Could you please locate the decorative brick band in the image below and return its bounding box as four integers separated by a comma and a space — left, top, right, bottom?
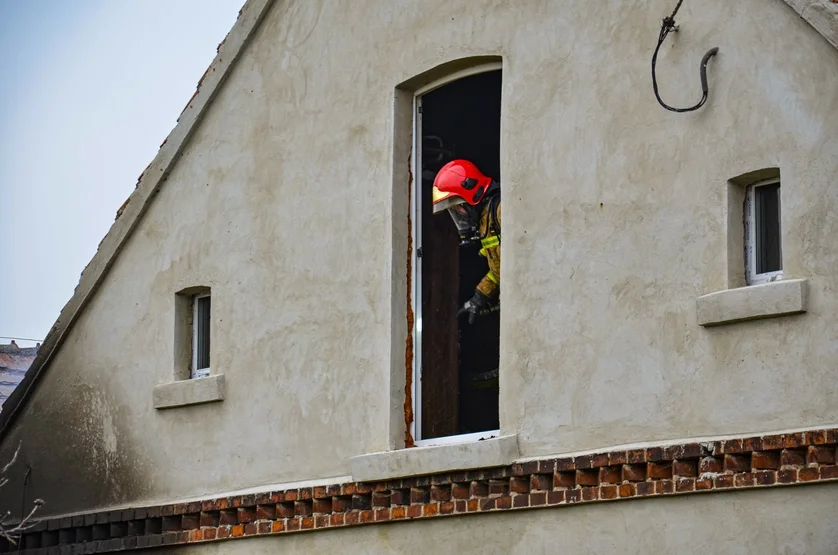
5, 429, 838, 554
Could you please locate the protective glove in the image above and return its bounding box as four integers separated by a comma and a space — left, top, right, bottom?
457, 290, 499, 324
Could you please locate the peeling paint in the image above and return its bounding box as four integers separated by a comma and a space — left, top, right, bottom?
114, 198, 130, 221
404, 153, 415, 448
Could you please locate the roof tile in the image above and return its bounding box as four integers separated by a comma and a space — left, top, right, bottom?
0, 344, 38, 411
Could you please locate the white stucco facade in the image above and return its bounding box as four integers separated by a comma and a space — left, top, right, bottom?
1, 0, 837, 552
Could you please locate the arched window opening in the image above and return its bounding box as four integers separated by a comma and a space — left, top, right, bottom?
412, 63, 502, 445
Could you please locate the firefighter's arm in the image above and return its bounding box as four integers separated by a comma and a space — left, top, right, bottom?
462, 202, 501, 323
475, 271, 499, 299
476, 201, 501, 299
458, 289, 499, 324
466, 264, 499, 324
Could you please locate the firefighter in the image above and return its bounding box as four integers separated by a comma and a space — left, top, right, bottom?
432, 159, 501, 324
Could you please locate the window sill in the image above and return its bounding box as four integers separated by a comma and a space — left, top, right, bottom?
414, 430, 500, 448
349, 434, 519, 482
152, 374, 226, 409
696, 278, 808, 327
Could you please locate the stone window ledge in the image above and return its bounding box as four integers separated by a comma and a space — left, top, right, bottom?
697, 279, 808, 327
153, 374, 226, 409
350, 434, 519, 482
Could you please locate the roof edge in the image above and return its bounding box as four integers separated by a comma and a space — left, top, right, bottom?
782, 0, 838, 50
0, 0, 277, 439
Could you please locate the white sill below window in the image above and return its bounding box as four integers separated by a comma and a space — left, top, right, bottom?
747, 271, 783, 287
414, 429, 500, 448
696, 278, 808, 327
153, 374, 225, 409
350, 433, 519, 482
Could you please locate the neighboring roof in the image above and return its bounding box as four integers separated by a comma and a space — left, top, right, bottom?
0, 0, 836, 441
0, 342, 39, 410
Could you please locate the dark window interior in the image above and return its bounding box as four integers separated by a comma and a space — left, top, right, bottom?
418, 70, 501, 440
755, 182, 781, 274
195, 295, 211, 371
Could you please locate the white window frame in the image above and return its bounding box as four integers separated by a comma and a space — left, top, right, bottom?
192, 292, 211, 379
744, 178, 782, 286
411, 62, 502, 447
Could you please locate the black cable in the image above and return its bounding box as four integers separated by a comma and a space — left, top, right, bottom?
0, 337, 42, 343
669, 0, 685, 20
16, 466, 30, 553
651, 0, 719, 113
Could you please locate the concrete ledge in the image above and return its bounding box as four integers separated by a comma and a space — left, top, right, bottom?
153, 374, 225, 409
697, 279, 808, 327
350, 434, 519, 482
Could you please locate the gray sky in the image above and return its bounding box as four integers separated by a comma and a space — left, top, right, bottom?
0, 0, 243, 347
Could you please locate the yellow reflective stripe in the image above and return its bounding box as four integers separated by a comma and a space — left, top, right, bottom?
480, 235, 500, 249
486, 271, 499, 285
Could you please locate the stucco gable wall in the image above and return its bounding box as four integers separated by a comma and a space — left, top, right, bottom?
501, 0, 838, 455
1, 0, 837, 517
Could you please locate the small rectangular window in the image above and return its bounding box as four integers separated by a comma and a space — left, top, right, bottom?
745, 179, 782, 285
192, 293, 211, 378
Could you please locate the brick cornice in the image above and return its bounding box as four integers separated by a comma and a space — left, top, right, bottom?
5, 428, 838, 553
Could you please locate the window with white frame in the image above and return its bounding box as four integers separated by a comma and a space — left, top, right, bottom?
192, 293, 211, 378
410, 63, 502, 445
744, 178, 782, 285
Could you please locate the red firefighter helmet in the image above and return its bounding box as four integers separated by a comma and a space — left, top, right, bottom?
432, 159, 493, 214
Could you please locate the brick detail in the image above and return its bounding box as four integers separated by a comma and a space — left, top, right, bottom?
20, 428, 838, 554
673, 459, 697, 477
450, 483, 469, 499
312, 499, 332, 514
752, 451, 781, 470
622, 465, 646, 482
430, 485, 451, 502
675, 478, 695, 492
469, 481, 489, 498
781, 449, 806, 467
599, 466, 621, 485
807, 446, 836, 465
509, 477, 530, 494
698, 456, 723, 475
488, 479, 509, 496
820, 465, 838, 479
734, 472, 754, 488
647, 462, 672, 479
530, 474, 552, 491
723, 454, 750, 473
554, 471, 575, 488
575, 470, 599, 487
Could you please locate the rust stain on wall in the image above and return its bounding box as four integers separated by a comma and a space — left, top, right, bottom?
404, 153, 415, 448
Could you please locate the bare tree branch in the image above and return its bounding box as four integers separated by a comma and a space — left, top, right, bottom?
0, 443, 19, 476
0, 443, 43, 546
